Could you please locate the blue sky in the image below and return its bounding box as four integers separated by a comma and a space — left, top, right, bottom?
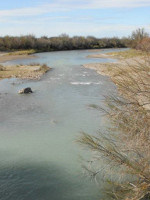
0, 0, 150, 37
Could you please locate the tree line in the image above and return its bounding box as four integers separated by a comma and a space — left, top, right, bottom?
0, 34, 130, 52
0, 28, 149, 52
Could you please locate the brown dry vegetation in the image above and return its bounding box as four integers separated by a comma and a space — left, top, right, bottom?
79, 49, 150, 199
136, 37, 150, 52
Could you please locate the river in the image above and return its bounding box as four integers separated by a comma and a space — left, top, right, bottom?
0, 49, 122, 200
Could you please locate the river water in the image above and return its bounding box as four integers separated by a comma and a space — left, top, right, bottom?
0, 49, 122, 200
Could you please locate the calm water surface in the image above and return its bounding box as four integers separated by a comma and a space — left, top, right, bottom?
0, 49, 123, 200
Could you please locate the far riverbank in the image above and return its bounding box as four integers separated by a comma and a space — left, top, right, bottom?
0, 50, 36, 63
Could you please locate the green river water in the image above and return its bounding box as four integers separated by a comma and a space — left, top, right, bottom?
0, 49, 124, 200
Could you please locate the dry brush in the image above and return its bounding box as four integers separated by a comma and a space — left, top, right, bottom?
78, 53, 150, 200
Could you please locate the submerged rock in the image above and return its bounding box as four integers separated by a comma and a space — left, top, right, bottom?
18, 87, 33, 94
50, 119, 58, 125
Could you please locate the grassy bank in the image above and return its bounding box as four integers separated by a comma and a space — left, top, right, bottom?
0, 50, 36, 63
87, 49, 149, 59
0, 63, 50, 80
81, 49, 150, 199
107, 49, 150, 59
8, 49, 37, 56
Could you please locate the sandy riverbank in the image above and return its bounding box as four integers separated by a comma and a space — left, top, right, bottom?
84, 57, 144, 77
84, 49, 150, 110
87, 53, 111, 58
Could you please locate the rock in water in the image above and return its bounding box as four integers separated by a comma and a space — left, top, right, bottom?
18, 87, 33, 94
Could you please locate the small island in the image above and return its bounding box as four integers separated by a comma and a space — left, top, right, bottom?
0, 63, 50, 80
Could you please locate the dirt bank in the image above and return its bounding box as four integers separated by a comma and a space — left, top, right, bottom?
84, 49, 150, 110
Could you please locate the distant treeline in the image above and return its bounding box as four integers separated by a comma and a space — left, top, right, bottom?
0, 28, 149, 52
0, 34, 131, 52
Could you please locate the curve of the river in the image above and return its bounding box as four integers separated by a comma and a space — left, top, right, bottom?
0, 49, 124, 200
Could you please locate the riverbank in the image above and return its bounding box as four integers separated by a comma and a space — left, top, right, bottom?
84, 49, 146, 79
0, 50, 37, 63
0, 63, 50, 80
87, 49, 149, 59
81, 50, 150, 199
84, 49, 150, 110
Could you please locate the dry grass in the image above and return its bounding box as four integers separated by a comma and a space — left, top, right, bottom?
8, 49, 36, 56
107, 49, 150, 59
88, 49, 150, 60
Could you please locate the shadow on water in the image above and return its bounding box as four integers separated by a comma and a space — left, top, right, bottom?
0, 163, 99, 200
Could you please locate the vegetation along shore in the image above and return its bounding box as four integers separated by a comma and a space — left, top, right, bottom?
79, 31, 150, 200
84, 49, 150, 110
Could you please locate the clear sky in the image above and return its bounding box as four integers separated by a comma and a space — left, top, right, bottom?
0, 0, 150, 37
